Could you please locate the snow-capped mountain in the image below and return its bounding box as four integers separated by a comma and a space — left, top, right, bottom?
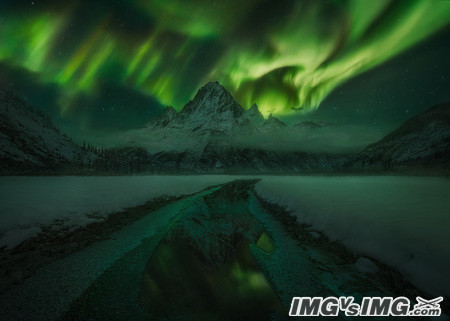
124, 81, 298, 161
262, 114, 288, 132
147, 81, 286, 136
0, 89, 94, 174
107, 82, 351, 174
346, 102, 450, 172
0, 83, 352, 175
246, 103, 264, 125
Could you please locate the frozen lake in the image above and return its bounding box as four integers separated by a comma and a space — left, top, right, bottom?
0, 175, 449, 297
255, 176, 450, 297
0, 175, 238, 248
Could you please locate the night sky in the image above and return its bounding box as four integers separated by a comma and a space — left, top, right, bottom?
0, 0, 449, 147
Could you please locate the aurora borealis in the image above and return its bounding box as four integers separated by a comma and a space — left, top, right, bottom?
0, 0, 449, 144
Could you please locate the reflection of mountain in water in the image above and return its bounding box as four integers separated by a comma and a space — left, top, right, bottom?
139, 180, 286, 320
60, 180, 429, 320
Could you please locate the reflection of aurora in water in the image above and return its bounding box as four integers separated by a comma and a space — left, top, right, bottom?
139, 180, 285, 319
1, 179, 432, 320
0, 0, 449, 116
139, 239, 284, 320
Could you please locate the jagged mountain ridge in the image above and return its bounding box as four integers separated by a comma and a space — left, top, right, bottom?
0, 89, 95, 174
345, 102, 450, 171
132, 81, 338, 156
2, 83, 447, 175
294, 121, 335, 129
110, 82, 351, 173
147, 82, 286, 136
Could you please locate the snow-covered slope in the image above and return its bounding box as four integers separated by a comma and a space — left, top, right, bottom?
145, 81, 287, 138
114, 82, 349, 173
0, 89, 93, 174
255, 176, 450, 297
346, 102, 450, 171
0, 175, 237, 249
245, 103, 264, 126
151, 106, 177, 127
261, 114, 287, 132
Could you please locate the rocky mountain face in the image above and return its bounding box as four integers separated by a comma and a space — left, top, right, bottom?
147, 81, 287, 136
294, 121, 335, 129
99, 82, 350, 174
152, 106, 177, 127
345, 102, 450, 172
3, 81, 447, 175
0, 89, 94, 174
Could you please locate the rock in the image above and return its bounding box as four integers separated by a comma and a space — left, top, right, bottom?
309, 231, 320, 239
11, 271, 24, 282
69, 242, 79, 249
13, 253, 25, 262
355, 257, 379, 274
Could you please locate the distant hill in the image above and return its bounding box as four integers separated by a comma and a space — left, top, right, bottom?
345, 102, 450, 173
0, 89, 94, 174
294, 121, 335, 129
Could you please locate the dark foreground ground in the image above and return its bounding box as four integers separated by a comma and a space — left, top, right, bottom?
0, 180, 446, 320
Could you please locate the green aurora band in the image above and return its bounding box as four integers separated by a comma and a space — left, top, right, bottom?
0, 0, 449, 117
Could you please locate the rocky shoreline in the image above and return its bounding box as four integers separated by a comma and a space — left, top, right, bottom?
1, 179, 448, 318
254, 193, 450, 316
0, 194, 184, 293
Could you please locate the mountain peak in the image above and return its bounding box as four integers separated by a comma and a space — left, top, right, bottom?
245, 103, 264, 124
191, 81, 229, 101
201, 81, 222, 90
163, 105, 177, 116
181, 81, 243, 118
144, 82, 290, 135
266, 113, 287, 127
152, 106, 177, 127
248, 103, 259, 113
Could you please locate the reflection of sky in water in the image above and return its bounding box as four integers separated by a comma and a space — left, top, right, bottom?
139, 203, 284, 320
140, 239, 284, 319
